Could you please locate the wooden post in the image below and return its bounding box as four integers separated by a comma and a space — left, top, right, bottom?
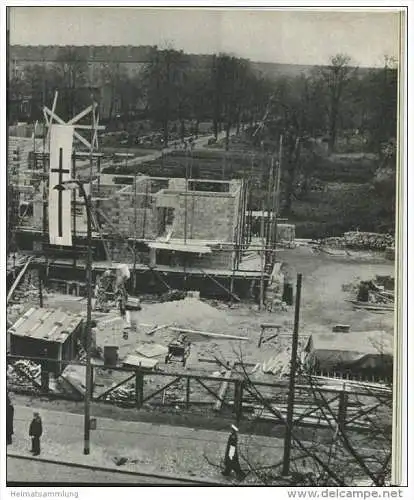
234, 380, 243, 424
258, 325, 265, 347
337, 385, 348, 433
142, 181, 149, 239
272, 135, 283, 258
282, 273, 302, 476
90, 365, 94, 399
72, 154, 77, 270
259, 202, 265, 310
266, 157, 274, 252
184, 151, 189, 244
40, 359, 49, 393
135, 371, 144, 409
132, 170, 138, 291
38, 266, 43, 308
186, 378, 191, 409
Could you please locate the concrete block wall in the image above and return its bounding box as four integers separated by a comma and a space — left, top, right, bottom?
172, 193, 237, 242
98, 191, 158, 239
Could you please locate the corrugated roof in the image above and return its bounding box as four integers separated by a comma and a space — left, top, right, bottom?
8, 308, 83, 343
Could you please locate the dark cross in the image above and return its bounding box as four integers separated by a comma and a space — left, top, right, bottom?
51, 148, 70, 237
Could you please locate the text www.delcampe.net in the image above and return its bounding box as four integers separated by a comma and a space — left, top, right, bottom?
287, 489, 405, 499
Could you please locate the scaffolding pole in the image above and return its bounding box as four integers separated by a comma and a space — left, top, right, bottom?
259, 202, 265, 310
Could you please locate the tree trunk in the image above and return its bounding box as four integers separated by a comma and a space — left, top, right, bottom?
180, 119, 185, 142
328, 115, 337, 155
213, 118, 218, 140
163, 120, 169, 147
225, 121, 231, 151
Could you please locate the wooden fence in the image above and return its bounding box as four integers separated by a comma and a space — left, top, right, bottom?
6, 354, 391, 432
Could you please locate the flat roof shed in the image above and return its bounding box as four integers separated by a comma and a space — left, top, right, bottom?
8, 307, 84, 374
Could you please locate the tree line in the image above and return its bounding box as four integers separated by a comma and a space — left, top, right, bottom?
9, 46, 397, 155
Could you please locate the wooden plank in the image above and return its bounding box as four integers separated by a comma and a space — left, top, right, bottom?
146, 324, 171, 336
7, 257, 34, 304
170, 327, 248, 341
200, 269, 240, 301
261, 323, 282, 329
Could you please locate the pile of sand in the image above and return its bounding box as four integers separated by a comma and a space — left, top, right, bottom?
135, 297, 228, 332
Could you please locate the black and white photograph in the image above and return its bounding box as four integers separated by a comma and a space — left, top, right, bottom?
3, 3, 409, 493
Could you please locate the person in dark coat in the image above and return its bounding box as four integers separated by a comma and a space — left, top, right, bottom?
222, 425, 246, 480
6, 394, 14, 445
29, 412, 42, 456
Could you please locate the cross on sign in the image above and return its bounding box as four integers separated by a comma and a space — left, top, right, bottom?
51, 148, 70, 237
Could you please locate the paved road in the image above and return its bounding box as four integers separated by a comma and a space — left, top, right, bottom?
7, 457, 205, 485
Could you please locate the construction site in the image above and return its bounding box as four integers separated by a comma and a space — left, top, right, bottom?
6, 97, 396, 485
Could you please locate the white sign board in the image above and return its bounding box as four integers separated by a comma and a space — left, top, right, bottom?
48, 124, 74, 246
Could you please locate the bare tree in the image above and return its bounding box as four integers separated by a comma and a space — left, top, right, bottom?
54, 46, 88, 119
204, 348, 392, 486
317, 54, 356, 154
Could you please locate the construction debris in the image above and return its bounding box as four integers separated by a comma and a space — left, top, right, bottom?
321, 232, 394, 252
343, 275, 394, 312
7, 360, 41, 390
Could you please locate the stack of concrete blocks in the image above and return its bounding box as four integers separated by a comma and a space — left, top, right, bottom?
265, 262, 285, 311
8, 136, 43, 186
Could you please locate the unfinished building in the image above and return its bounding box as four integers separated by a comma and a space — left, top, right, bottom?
8, 116, 293, 299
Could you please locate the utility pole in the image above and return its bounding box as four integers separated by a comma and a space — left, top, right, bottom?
53, 179, 93, 455
83, 184, 93, 455
282, 273, 302, 476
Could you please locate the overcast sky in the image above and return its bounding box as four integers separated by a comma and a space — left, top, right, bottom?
9, 7, 402, 67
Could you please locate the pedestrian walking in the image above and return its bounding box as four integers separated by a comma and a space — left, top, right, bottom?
6, 394, 14, 445
222, 425, 246, 480
29, 412, 42, 456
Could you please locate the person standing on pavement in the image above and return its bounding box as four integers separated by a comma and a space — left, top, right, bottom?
222, 425, 246, 480
6, 394, 14, 445
29, 412, 43, 456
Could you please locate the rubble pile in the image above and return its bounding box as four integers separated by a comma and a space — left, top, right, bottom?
104, 382, 135, 403
322, 232, 394, 251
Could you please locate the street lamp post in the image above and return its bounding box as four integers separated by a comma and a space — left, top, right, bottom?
54, 179, 93, 455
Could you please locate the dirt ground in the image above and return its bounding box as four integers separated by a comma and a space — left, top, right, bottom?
8, 246, 394, 405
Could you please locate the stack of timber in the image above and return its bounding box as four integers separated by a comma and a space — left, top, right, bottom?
7, 360, 41, 391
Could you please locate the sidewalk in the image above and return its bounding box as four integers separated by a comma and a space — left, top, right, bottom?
8, 404, 286, 483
